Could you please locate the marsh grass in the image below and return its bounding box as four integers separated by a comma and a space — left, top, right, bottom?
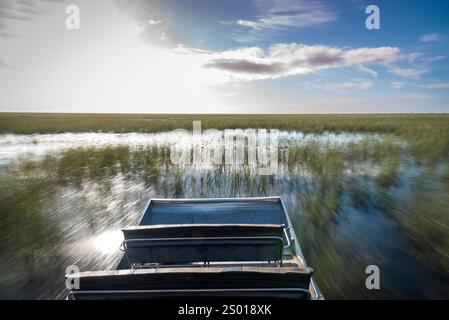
1, 113, 448, 162
349, 183, 372, 209
1, 138, 448, 299
397, 168, 449, 273
0, 172, 66, 298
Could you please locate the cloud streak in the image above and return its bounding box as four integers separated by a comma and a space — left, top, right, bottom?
203, 43, 400, 81
355, 65, 378, 77
304, 80, 373, 92
384, 52, 446, 80
390, 81, 449, 89
420, 82, 449, 89
419, 33, 441, 42
113, 0, 178, 47
387, 66, 429, 79
237, 0, 336, 33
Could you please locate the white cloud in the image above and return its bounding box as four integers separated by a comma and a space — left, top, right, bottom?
236, 0, 336, 33
420, 82, 449, 89
394, 52, 446, 65
305, 80, 373, 92
390, 81, 407, 89
114, 0, 177, 47
387, 66, 428, 79
202, 43, 400, 81
355, 65, 378, 77
402, 52, 425, 63
420, 55, 446, 63
332, 81, 373, 90
419, 33, 441, 42
385, 52, 445, 80
389, 81, 449, 90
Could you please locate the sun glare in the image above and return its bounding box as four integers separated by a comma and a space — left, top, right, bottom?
93, 230, 124, 254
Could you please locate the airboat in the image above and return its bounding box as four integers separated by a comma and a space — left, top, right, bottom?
66, 197, 323, 300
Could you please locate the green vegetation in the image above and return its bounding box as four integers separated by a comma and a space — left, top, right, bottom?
1, 113, 449, 162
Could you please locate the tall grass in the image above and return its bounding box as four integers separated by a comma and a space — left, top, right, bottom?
1, 113, 448, 163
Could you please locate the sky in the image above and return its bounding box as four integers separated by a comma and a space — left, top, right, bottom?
0, 0, 448, 113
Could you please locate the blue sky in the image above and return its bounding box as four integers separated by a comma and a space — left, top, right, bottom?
0, 0, 448, 113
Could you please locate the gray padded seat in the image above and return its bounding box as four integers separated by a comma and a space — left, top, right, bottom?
121, 224, 285, 266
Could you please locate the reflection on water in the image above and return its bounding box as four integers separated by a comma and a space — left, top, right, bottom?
0, 131, 385, 166
93, 230, 124, 254
0, 131, 448, 299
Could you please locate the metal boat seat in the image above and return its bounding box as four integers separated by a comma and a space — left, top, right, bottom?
121, 224, 286, 266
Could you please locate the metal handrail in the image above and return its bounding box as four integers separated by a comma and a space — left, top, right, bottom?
69, 287, 311, 299
123, 235, 283, 243
283, 226, 291, 249
70, 288, 310, 293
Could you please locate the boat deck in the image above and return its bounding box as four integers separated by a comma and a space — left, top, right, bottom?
139, 198, 289, 226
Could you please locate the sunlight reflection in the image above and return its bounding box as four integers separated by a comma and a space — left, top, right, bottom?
93, 230, 124, 254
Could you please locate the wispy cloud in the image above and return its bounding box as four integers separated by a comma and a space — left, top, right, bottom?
236, 0, 336, 35
305, 79, 373, 92
387, 66, 429, 79
385, 52, 446, 79
390, 81, 407, 89
420, 82, 449, 89
355, 64, 378, 77
203, 43, 399, 81
113, 0, 178, 47
419, 33, 441, 42
390, 81, 449, 89
420, 55, 446, 63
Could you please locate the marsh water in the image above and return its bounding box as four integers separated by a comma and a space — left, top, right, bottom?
0, 131, 448, 299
